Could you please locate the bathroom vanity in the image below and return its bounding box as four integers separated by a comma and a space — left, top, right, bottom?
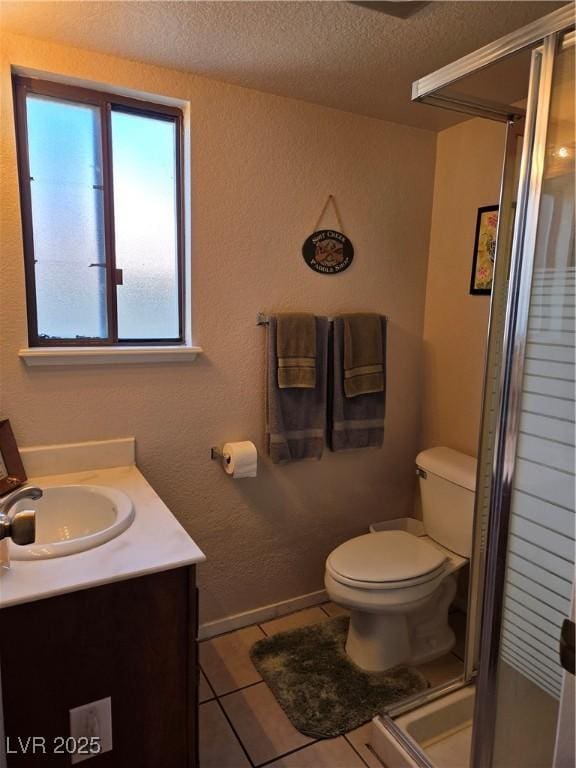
0, 438, 205, 767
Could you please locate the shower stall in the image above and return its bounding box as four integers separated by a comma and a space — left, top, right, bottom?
372, 6, 575, 766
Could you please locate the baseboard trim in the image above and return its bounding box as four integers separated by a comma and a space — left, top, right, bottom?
198, 589, 328, 640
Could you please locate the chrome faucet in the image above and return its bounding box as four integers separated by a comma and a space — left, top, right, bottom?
0, 486, 43, 516
0, 486, 42, 545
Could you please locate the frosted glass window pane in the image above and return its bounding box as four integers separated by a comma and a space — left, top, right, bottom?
26, 94, 107, 339
111, 110, 179, 340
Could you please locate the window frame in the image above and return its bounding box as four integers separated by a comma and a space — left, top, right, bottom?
13, 75, 186, 347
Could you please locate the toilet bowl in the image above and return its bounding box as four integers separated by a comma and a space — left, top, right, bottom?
324, 447, 476, 672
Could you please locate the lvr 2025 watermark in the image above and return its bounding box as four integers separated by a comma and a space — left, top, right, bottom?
6, 735, 101, 756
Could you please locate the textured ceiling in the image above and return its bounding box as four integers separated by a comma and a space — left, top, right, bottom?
0, 0, 567, 131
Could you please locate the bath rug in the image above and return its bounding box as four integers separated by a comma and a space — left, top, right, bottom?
250, 615, 428, 739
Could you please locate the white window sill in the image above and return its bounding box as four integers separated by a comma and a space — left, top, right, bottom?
19, 345, 203, 367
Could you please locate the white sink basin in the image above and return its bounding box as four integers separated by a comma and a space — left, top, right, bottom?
9, 485, 135, 560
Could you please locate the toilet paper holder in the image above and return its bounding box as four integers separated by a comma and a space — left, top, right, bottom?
210, 446, 231, 466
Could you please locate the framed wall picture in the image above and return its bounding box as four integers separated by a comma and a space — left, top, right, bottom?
470, 205, 499, 295
0, 420, 27, 496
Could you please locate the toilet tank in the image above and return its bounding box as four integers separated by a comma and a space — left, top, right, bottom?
416, 447, 477, 558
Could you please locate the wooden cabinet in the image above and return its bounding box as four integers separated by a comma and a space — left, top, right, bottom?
0, 567, 198, 767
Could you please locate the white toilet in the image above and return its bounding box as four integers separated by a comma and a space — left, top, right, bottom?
324, 447, 476, 672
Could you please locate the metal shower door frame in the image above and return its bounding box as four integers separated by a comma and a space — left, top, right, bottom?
469, 32, 558, 767
409, 7, 575, 767
471, 28, 575, 768
411, 2, 575, 688
464, 111, 525, 684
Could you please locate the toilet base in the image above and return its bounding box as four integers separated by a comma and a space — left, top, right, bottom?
346, 610, 410, 672
407, 575, 458, 665
343, 575, 458, 672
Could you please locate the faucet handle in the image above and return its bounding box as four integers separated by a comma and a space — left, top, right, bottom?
1, 510, 36, 545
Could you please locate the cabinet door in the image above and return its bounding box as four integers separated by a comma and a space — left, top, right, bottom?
1, 567, 197, 767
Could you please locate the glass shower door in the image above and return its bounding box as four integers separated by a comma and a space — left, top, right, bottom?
474, 31, 575, 768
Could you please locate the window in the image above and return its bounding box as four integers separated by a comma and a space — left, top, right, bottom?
13, 77, 184, 346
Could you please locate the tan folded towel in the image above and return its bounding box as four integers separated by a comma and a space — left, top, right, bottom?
276, 313, 317, 389
343, 314, 384, 398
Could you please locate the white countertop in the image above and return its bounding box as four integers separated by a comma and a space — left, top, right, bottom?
0, 464, 206, 609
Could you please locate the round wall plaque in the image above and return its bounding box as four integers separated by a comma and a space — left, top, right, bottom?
302, 230, 354, 275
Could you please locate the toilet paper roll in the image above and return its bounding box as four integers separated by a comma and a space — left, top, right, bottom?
223, 441, 258, 478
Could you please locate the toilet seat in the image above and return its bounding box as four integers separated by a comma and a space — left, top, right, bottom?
326, 530, 447, 591
326, 560, 447, 591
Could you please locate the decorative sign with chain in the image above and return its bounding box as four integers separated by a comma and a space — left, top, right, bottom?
302, 195, 354, 275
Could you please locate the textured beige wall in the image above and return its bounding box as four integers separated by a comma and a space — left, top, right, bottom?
0, 32, 436, 623
421, 118, 506, 458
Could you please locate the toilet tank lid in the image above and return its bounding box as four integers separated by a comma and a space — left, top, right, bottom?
416, 447, 477, 491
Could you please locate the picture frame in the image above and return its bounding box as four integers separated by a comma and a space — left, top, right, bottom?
470, 205, 499, 295
0, 420, 27, 497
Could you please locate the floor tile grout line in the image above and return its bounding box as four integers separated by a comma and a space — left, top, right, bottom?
217, 678, 266, 699
199, 633, 268, 702
198, 663, 218, 702
203, 606, 333, 644
201, 612, 345, 697
203, 604, 465, 641
204, 647, 465, 703
212, 695, 258, 768
204, 604, 343, 643
211, 666, 382, 768
199, 621, 267, 643
214, 674, 322, 768
365, 741, 389, 767
208, 683, 387, 768
344, 733, 374, 768
216, 680, 322, 768
254, 730, 377, 768
217, 681, 320, 766
200, 606, 468, 765
253, 737, 319, 768
259, 606, 333, 637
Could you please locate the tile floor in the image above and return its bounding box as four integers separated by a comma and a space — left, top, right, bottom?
199, 603, 466, 768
